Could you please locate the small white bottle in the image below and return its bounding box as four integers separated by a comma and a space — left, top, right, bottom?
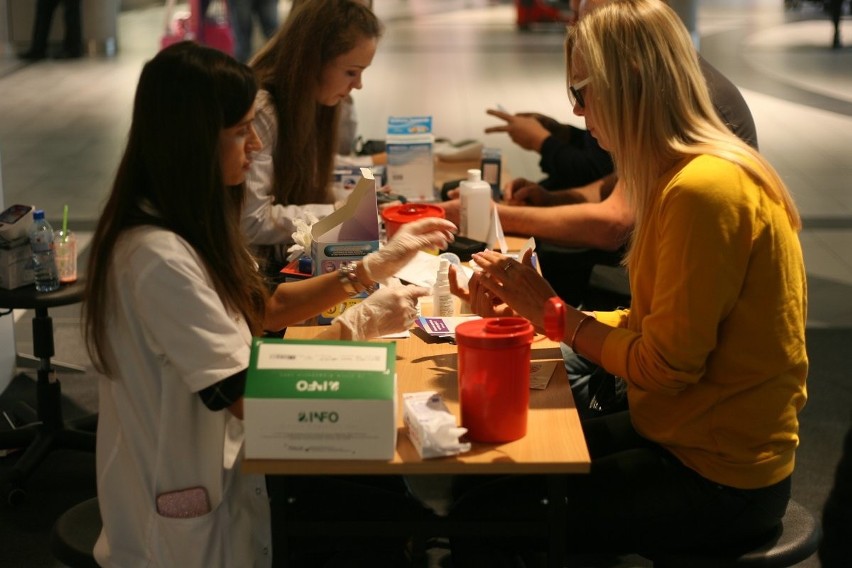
458, 168, 492, 244
433, 258, 455, 317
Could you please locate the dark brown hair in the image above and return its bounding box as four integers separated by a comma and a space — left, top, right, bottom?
84, 42, 268, 375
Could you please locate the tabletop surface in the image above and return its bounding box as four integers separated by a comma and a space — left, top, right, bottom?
0, 277, 86, 310
243, 326, 590, 476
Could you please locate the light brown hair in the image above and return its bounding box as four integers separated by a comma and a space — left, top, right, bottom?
250, 0, 382, 207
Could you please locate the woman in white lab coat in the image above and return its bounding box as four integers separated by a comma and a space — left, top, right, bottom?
244, 0, 383, 272
83, 41, 452, 567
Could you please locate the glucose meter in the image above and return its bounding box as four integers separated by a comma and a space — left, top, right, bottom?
0, 204, 35, 242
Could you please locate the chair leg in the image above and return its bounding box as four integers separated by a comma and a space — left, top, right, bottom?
17, 353, 86, 373
1, 368, 96, 506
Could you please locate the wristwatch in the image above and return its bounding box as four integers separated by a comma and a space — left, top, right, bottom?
543, 297, 566, 342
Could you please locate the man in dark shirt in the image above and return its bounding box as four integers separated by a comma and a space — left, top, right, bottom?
439, 0, 757, 308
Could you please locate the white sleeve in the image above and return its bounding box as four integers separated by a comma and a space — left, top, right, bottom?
127, 233, 251, 393
242, 91, 335, 247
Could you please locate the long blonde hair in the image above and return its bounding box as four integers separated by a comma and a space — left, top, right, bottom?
566, 0, 800, 264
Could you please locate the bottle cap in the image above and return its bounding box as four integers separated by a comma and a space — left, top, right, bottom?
33, 209, 45, 220
435, 258, 450, 286
455, 317, 534, 349
466, 169, 482, 182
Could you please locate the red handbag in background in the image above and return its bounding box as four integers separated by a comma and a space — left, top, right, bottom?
160, 0, 234, 57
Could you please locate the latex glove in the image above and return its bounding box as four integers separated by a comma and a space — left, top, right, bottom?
335, 283, 430, 340
362, 217, 456, 283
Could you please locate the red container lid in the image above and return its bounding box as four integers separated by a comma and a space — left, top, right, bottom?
381, 203, 446, 225
455, 317, 535, 349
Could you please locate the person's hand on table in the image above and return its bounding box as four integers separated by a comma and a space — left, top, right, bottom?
335, 280, 429, 340
459, 249, 557, 331
505, 179, 552, 206
362, 217, 456, 283
485, 109, 551, 153
449, 264, 517, 319
435, 198, 461, 226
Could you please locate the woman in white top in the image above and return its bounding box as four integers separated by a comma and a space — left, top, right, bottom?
243, 0, 382, 271
83, 42, 453, 567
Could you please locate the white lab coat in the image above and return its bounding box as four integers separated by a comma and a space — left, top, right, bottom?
93, 225, 271, 567
242, 89, 335, 262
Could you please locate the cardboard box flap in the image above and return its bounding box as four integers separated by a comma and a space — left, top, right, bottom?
310, 168, 379, 244
247, 339, 396, 401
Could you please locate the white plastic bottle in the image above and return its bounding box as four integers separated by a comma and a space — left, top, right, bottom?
458, 168, 492, 244
433, 258, 455, 317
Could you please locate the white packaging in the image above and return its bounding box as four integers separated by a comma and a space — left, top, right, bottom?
403, 391, 471, 459
245, 339, 397, 460
386, 116, 434, 202
459, 169, 492, 243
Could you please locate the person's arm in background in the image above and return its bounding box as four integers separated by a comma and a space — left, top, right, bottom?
506, 173, 617, 206
497, 182, 632, 250
437, 176, 630, 251
484, 109, 552, 152
484, 109, 614, 190
241, 91, 335, 246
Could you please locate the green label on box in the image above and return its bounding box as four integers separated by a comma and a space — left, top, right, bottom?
246, 338, 395, 400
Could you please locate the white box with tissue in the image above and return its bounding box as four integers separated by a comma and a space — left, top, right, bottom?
403, 391, 471, 459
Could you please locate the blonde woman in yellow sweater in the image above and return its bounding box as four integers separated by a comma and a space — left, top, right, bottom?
449, 0, 807, 560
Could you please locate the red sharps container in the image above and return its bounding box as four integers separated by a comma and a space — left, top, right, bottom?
381, 203, 446, 239
454, 317, 535, 443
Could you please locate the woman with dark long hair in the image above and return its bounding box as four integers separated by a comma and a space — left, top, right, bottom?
84, 41, 451, 567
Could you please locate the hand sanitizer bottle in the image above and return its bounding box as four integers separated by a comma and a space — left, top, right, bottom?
459, 168, 492, 243
433, 258, 454, 317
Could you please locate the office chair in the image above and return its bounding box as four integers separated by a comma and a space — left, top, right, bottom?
641, 499, 822, 568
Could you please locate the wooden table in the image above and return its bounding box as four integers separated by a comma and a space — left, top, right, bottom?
244, 326, 590, 566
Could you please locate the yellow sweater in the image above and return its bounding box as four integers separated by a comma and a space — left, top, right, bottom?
597, 154, 808, 489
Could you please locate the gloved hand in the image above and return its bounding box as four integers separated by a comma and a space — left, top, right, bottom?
335, 282, 430, 340
362, 218, 456, 284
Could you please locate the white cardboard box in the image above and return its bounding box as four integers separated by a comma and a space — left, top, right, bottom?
244, 338, 397, 460
386, 116, 434, 202
310, 168, 381, 324
0, 237, 34, 289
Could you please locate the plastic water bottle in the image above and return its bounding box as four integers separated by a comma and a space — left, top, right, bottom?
28, 209, 60, 292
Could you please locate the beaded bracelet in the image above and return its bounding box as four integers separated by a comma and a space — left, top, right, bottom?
569, 314, 594, 353
337, 261, 365, 296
